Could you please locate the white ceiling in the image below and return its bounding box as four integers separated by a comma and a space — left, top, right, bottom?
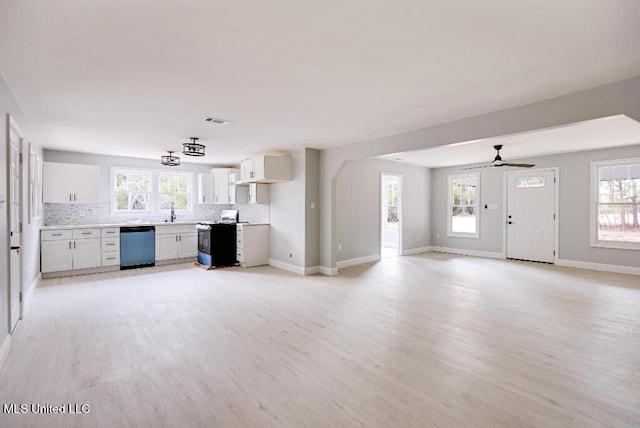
377, 115, 640, 168
1, 1, 640, 165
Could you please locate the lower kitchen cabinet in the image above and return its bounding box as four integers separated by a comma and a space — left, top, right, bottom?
41, 240, 74, 272
155, 225, 197, 261
41, 228, 102, 273
236, 224, 269, 267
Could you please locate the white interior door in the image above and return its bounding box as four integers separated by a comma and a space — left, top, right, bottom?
506, 170, 556, 263
8, 116, 23, 331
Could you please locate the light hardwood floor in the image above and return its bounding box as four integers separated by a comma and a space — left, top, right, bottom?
0, 253, 639, 427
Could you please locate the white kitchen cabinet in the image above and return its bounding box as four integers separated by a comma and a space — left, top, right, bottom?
212, 168, 230, 204
178, 233, 197, 258
41, 228, 101, 273
155, 225, 197, 261
43, 162, 100, 203
236, 224, 269, 267
101, 228, 120, 267
248, 183, 270, 204
240, 154, 292, 183
197, 173, 214, 204
41, 240, 73, 272
73, 238, 102, 269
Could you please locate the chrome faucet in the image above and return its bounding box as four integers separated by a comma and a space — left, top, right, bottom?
170, 202, 176, 222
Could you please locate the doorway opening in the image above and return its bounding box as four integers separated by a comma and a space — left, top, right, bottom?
381, 173, 402, 258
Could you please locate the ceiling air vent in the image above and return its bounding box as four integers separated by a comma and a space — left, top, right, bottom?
205, 117, 234, 126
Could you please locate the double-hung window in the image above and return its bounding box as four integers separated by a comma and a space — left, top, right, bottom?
114, 169, 152, 213
158, 172, 192, 213
591, 158, 640, 249
448, 173, 480, 238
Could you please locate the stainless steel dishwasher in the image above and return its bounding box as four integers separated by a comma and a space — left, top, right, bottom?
120, 225, 155, 269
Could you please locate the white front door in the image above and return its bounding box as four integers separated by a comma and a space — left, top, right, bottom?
506, 170, 556, 263
9, 117, 23, 331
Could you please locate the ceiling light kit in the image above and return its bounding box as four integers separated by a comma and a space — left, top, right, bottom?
183, 137, 205, 157
161, 150, 181, 166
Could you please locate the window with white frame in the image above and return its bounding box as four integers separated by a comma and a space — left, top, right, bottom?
158, 172, 191, 212
113, 168, 152, 213
448, 173, 480, 238
592, 158, 640, 249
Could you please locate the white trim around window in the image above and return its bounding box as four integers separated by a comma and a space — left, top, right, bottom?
111, 167, 194, 217
590, 157, 640, 250
447, 172, 480, 239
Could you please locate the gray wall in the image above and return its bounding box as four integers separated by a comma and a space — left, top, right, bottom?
304, 148, 320, 268
1, 72, 43, 347
431, 144, 640, 267
319, 76, 640, 270
269, 149, 306, 268
335, 159, 430, 262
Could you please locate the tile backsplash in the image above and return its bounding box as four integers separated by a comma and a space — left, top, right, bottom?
44, 203, 269, 225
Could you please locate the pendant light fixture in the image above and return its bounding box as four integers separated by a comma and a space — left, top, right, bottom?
161, 150, 181, 166
183, 137, 205, 157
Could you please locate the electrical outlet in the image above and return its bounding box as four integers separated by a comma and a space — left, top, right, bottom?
338, 244, 342, 251
311, 202, 315, 209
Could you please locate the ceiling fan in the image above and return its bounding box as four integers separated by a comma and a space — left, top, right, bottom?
461, 145, 535, 170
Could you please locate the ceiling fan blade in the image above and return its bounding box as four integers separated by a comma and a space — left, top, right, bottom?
460, 164, 493, 170
502, 163, 535, 168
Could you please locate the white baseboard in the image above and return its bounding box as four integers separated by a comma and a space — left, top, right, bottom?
402, 246, 432, 256
430, 246, 505, 260
268, 259, 306, 275
304, 266, 320, 275
0, 334, 11, 371
556, 259, 640, 276
318, 266, 338, 276
337, 254, 381, 269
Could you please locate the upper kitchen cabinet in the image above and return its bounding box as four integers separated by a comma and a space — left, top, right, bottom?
240, 154, 292, 183
212, 168, 230, 204
197, 173, 214, 204
43, 162, 100, 203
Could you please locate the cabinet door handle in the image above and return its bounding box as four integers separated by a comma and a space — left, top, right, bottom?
74, 241, 77, 249
179, 235, 182, 242
69, 194, 72, 201
69, 241, 71, 249
175, 235, 178, 242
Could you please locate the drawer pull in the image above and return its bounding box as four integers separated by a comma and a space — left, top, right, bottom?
105, 231, 115, 234
106, 243, 116, 246
106, 256, 116, 260
52, 233, 63, 236
81, 232, 92, 235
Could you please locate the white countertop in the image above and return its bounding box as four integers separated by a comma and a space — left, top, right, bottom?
41, 221, 269, 230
